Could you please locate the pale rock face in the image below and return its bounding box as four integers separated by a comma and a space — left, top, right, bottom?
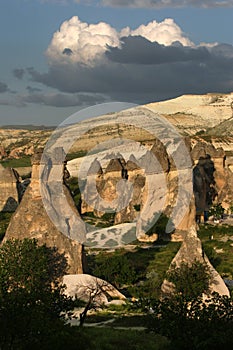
0, 146, 7, 160
0, 129, 51, 160
146, 93, 233, 134
63, 274, 126, 304
161, 225, 230, 297
0, 164, 19, 212
192, 141, 233, 209
1, 94, 233, 292
3, 149, 85, 274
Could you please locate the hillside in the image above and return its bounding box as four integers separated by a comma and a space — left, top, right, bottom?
1, 93, 233, 163
146, 93, 233, 136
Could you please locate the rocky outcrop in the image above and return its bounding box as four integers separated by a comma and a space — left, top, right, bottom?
0, 146, 7, 160
0, 164, 19, 212
161, 193, 229, 297
146, 93, 233, 135
161, 225, 230, 297
78, 138, 193, 242
191, 140, 233, 211
3, 149, 85, 274
0, 128, 51, 160
63, 274, 126, 304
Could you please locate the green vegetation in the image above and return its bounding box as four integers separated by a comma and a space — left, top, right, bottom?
66, 176, 82, 210
1, 213, 233, 348
0, 239, 76, 349
82, 328, 170, 350
66, 150, 87, 161
83, 212, 115, 228
143, 261, 233, 350
198, 224, 233, 279
0, 212, 13, 241
87, 241, 181, 298
146, 213, 174, 238
92, 252, 137, 288
229, 203, 233, 215
166, 260, 211, 300
209, 203, 225, 220
0, 155, 31, 168
137, 242, 181, 298
146, 293, 233, 350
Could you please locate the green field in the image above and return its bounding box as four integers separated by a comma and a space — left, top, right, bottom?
0, 155, 31, 168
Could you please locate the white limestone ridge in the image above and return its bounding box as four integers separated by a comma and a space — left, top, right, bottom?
146, 93, 233, 132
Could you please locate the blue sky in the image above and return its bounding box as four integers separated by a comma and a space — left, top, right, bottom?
0, 0, 233, 125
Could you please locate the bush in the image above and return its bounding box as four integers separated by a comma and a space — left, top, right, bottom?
93, 252, 137, 288
209, 203, 224, 220
0, 239, 75, 349
142, 261, 233, 349
0, 212, 13, 242
146, 294, 233, 350
166, 260, 211, 300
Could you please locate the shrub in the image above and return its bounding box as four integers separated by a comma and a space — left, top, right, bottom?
93, 253, 137, 288
166, 260, 212, 300
0, 239, 75, 349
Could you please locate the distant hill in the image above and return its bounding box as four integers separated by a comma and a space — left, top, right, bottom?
208, 117, 233, 136
146, 92, 233, 136
1, 92, 233, 160
1, 125, 55, 131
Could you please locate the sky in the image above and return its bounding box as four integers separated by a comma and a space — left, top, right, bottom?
0, 0, 233, 126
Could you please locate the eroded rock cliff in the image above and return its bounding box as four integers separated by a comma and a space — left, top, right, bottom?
3, 149, 85, 274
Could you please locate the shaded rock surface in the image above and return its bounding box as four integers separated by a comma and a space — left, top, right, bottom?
0, 164, 19, 212
3, 149, 85, 274
161, 225, 230, 297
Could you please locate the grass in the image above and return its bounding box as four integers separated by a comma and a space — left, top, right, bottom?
83, 328, 170, 350
0, 155, 31, 168
66, 150, 87, 161
82, 212, 115, 228
84, 313, 113, 324
86, 241, 181, 298
109, 315, 148, 327
198, 224, 233, 279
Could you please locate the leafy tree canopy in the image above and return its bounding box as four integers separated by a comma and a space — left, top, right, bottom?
166, 260, 211, 300
0, 238, 75, 349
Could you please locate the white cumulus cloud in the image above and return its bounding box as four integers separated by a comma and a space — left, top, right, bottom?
47, 17, 194, 66
28, 16, 233, 106
46, 16, 121, 66
121, 18, 193, 46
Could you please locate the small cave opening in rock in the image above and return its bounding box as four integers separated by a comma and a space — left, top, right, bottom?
193, 154, 217, 223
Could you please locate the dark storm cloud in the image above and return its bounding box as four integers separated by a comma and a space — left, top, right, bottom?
100, 0, 233, 8
106, 36, 210, 64
22, 92, 107, 107
27, 41, 233, 104
26, 86, 42, 93
0, 91, 107, 108
0, 82, 8, 93
13, 68, 25, 80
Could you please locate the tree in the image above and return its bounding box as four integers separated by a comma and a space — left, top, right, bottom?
93, 253, 136, 289
166, 260, 211, 300
209, 203, 224, 220
145, 293, 233, 350
78, 278, 116, 327
142, 261, 233, 349
0, 239, 75, 349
